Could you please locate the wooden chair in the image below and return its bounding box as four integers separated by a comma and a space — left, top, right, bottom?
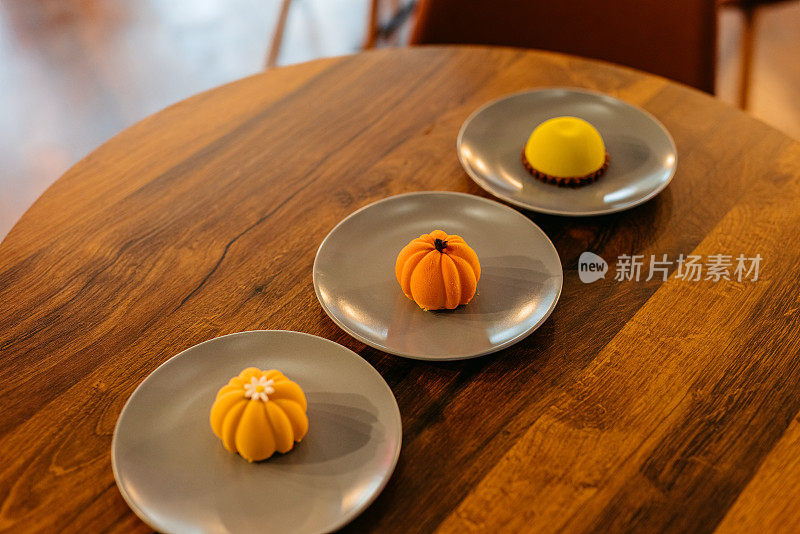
410, 0, 717, 94
266, 0, 416, 68
365, 0, 417, 49
266, 0, 292, 69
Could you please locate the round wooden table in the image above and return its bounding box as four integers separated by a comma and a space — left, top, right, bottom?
2, 46, 800, 533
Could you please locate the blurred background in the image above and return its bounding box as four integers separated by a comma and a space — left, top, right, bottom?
1, 0, 798, 238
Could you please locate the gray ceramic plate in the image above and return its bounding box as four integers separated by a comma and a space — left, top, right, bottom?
112, 330, 402, 534
313, 192, 563, 360
457, 88, 677, 216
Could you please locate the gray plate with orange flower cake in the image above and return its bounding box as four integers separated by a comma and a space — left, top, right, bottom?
313, 192, 563, 360
112, 330, 401, 534
457, 88, 677, 216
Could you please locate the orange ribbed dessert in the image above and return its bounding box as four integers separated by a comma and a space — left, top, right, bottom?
210, 367, 308, 462
395, 230, 481, 310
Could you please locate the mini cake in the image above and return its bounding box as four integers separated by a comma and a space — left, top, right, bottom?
395, 230, 481, 310
210, 367, 308, 462
522, 116, 609, 187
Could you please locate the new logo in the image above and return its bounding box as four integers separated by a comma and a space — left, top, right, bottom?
578, 252, 608, 283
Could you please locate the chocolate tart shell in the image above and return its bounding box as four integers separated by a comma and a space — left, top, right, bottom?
522, 150, 609, 188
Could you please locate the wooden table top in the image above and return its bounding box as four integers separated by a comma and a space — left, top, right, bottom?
2, 46, 800, 533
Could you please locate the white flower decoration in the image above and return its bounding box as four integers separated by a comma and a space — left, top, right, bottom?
244, 376, 275, 402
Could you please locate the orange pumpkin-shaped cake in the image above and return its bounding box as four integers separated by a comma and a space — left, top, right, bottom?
395, 230, 481, 310
210, 367, 308, 462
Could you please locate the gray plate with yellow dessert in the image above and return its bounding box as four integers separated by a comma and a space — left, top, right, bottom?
313, 192, 563, 360
457, 88, 677, 216
112, 330, 402, 534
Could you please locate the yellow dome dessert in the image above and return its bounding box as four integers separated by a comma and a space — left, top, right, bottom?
210, 367, 308, 462
522, 116, 609, 187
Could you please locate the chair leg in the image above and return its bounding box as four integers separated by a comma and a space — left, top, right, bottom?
738, 4, 757, 110
266, 0, 292, 69
364, 0, 380, 49
389, 0, 401, 45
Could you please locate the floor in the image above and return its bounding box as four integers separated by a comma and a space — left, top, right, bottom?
716, 2, 800, 136
0, 0, 798, 240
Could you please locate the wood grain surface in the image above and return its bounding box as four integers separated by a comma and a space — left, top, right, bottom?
1, 46, 799, 533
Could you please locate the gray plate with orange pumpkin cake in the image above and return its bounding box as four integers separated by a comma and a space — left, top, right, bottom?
112, 330, 401, 534
313, 192, 563, 360
457, 88, 678, 216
